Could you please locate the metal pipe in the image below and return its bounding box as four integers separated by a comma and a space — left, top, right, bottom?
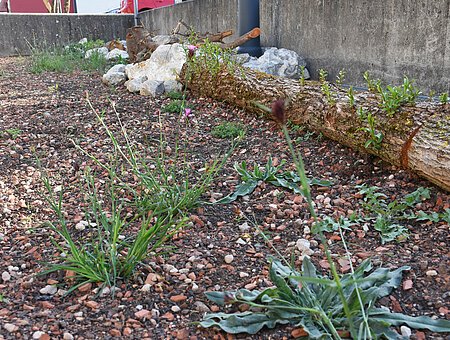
237, 0, 262, 57
133, 0, 139, 25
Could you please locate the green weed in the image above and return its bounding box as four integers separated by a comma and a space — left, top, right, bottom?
211, 122, 246, 139
319, 69, 336, 105
377, 76, 420, 117
357, 110, 383, 150
439, 92, 449, 104
1, 128, 22, 139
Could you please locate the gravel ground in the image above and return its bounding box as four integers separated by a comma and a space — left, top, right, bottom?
0, 57, 449, 339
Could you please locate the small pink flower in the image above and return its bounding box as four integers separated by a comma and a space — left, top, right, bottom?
184, 108, 192, 118
187, 45, 198, 58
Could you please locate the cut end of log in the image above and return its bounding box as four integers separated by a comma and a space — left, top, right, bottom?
248, 28, 261, 39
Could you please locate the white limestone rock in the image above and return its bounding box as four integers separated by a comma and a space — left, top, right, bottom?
163, 79, 183, 93
102, 64, 127, 86
140, 80, 165, 97
85, 47, 108, 59
125, 43, 187, 82
125, 76, 148, 93
242, 47, 310, 79
106, 48, 129, 61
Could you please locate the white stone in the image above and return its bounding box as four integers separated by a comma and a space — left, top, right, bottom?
107, 64, 126, 74
63, 333, 74, 340
4, 323, 18, 333
78, 38, 88, 45
426, 270, 438, 276
125, 43, 187, 83
125, 76, 148, 93
400, 326, 412, 337
163, 79, 183, 93
152, 35, 179, 45
239, 272, 249, 278
102, 72, 127, 86
141, 284, 152, 292
33, 331, 45, 339
171, 305, 181, 312
40, 284, 58, 295
224, 255, 234, 264
2, 271, 11, 282
242, 47, 310, 79
238, 222, 250, 233
106, 48, 129, 61
75, 220, 88, 231
85, 47, 108, 59
296, 238, 314, 256
140, 80, 165, 97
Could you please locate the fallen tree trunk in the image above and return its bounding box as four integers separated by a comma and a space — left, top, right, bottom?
180, 66, 450, 192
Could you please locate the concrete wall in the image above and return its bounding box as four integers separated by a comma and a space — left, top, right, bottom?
0, 13, 133, 56
140, 0, 238, 42
1, 1, 448, 92
260, 0, 450, 93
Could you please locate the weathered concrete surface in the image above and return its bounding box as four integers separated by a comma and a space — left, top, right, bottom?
0, 14, 133, 56
139, 0, 238, 42
260, 0, 450, 93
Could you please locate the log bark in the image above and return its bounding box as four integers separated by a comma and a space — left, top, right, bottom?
180, 66, 450, 192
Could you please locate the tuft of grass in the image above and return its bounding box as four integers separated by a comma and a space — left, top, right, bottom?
162, 99, 191, 113
166, 91, 184, 100
30, 39, 111, 74
211, 122, 246, 139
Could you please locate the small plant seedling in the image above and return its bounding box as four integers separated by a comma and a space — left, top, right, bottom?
299, 65, 306, 86
358, 111, 383, 150
439, 92, 449, 104
1, 128, 22, 139
428, 89, 436, 101
318, 69, 336, 105
347, 86, 355, 107
48, 83, 59, 93
335, 69, 346, 86
377, 76, 420, 117
211, 122, 246, 139
363, 71, 381, 92
318, 68, 328, 83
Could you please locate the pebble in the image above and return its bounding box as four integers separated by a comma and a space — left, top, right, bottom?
296, 239, 314, 255
4, 323, 18, 332
236, 238, 247, 245
238, 222, 250, 232
32, 331, 45, 339
75, 221, 88, 231
2, 271, 11, 282
303, 226, 311, 235
400, 325, 412, 337
141, 284, 152, 292
194, 301, 211, 313
40, 285, 58, 295
171, 305, 181, 312
239, 272, 249, 278
63, 333, 74, 340
224, 255, 234, 264
191, 282, 199, 291
426, 270, 438, 276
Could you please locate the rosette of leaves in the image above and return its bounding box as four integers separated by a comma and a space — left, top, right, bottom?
215, 157, 331, 204
200, 257, 450, 338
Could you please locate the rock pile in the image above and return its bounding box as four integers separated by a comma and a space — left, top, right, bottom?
92, 36, 310, 97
